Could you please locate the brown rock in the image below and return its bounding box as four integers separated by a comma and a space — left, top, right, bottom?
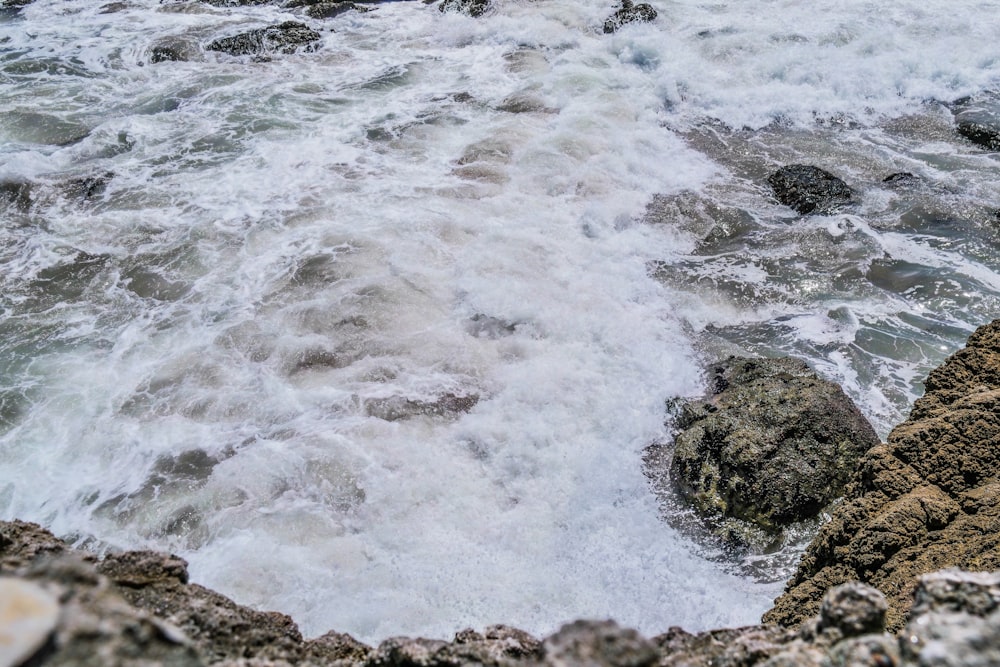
766, 319, 1000, 632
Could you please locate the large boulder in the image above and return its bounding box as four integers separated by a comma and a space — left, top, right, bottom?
766, 319, 1000, 632
656, 357, 879, 538
767, 164, 854, 214
206, 21, 322, 57
603, 0, 657, 33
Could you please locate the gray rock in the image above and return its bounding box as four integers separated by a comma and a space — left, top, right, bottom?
818, 583, 888, 637
661, 357, 879, 535
767, 165, 854, 214
206, 21, 322, 57
603, 0, 657, 33
542, 620, 658, 667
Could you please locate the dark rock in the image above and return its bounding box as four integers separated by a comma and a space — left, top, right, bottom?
659, 356, 879, 534
206, 21, 322, 57
767, 164, 854, 214
438, 0, 490, 18
882, 171, 918, 186
0, 0, 34, 11
305, 1, 372, 19
953, 95, 1000, 150
957, 119, 1000, 150
603, 0, 657, 34
766, 319, 1000, 632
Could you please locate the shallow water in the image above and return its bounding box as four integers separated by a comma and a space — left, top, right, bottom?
1, 0, 999, 643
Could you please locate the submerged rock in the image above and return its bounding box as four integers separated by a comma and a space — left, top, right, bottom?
953, 94, 1000, 150
438, 0, 490, 18
658, 356, 879, 536
0, 0, 34, 11
206, 21, 322, 57
767, 319, 1000, 632
603, 0, 657, 33
767, 164, 854, 214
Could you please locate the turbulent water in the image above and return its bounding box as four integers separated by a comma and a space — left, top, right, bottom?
2, 0, 1000, 643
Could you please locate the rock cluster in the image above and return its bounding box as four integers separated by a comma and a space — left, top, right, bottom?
647, 356, 879, 542
766, 318, 1000, 632
4, 517, 1000, 666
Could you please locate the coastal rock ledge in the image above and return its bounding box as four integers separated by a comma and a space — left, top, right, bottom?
1, 519, 999, 666
765, 318, 1000, 633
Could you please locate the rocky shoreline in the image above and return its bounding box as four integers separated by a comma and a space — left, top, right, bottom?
4, 320, 1000, 665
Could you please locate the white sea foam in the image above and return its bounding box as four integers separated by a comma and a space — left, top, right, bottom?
2, 0, 1000, 643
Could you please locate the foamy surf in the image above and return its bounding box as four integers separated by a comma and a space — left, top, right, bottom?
1, 0, 999, 643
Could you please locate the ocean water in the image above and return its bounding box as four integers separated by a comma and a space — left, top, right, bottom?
1, 0, 999, 642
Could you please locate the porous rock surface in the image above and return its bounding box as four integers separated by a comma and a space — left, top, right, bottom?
4, 519, 1000, 665
767, 164, 854, 214
651, 356, 879, 536
766, 318, 1000, 632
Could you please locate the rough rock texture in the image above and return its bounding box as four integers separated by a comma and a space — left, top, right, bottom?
438, 0, 490, 18
206, 22, 322, 57
603, 0, 657, 33
304, 2, 372, 19
767, 164, 854, 214
654, 356, 879, 535
766, 319, 1000, 632
2, 520, 1000, 665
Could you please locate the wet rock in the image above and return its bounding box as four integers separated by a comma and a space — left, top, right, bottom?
767, 164, 854, 214
542, 620, 658, 667
364, 392, 479, 421
304, 1, 372, 19
953, 94, 1000, 151
0, 0, 33, 11
438, 0, 490, 18
658, 356, 879, 535
206, 21, 322, 57
0, 578, 60, 667
956, 120, 1000, 150
882, 171, 918, 187
150, 37, 201, 63
767, 319, 1000, 632
603, 0, 657, 34
0, 179, 33, 211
